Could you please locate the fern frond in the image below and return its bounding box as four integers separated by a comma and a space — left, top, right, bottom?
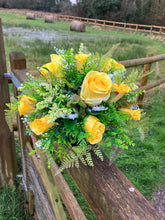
85, 152, 94, 167
5, 102, 18, 131
103, 43, 120, 59
58, 149, 79, 173
79, 155, 87, 166
94, 147, 104, 161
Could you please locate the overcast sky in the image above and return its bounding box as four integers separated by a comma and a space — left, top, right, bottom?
70, 0, 77, 4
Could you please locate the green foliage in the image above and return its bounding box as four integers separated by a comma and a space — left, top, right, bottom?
0, 182, 31, 219
5, 100, 19, 131
59, 145, 103, 172
81, 0, 120, 19
6, 44, 145, 172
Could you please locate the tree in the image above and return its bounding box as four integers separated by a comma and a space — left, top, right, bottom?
80, 0, 120, 19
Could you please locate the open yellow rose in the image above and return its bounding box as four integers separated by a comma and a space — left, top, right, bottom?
120, 108, 141, 120
29, 115, 55, 135
102, 59, 125, 72
18, 95, 37, 116
75, 54, 90, 73
50, 54, 62, 63
85, 115, 105, 145
40, 62, 63, 78
80, 71, 112, 106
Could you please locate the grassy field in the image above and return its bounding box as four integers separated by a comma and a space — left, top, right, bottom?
0, 11, 165, 219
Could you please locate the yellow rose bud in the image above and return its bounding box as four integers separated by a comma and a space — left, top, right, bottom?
103, 59, 125, 72
85, 115, 105, 145
120, 108, 141, 120
40, 62, 63, 78
29, 115, 55, 135
75, 54, 90, 73
18, 95, 37, 116
50, 54, 62, 63
80, 71, 112, 106
112, 83, 131, 94
111, 83, 131, 102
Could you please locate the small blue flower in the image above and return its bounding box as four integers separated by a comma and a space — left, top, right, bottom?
68, 114, 79, 120
130, 105, 139, 110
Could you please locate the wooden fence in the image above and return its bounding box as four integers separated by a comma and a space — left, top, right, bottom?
1, 8, 165, 35
1, 18, 165, 219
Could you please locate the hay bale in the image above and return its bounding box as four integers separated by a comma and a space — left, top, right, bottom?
44, 16, 54, 23
26, 13, 35, 20
70, 20, 85, 32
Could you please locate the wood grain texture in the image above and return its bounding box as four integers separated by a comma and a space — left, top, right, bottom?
137, 53, 153, 102
120, 54, 165, 68
69, 152, 164, 220
0, 19, 17, 187
26, 142, 67, 220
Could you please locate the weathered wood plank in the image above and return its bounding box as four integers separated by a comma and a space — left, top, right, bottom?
0, 18, 17, 187
31, 134, 87, 220
50, 158, 87, 220
69, 152, 164, 220
135, 76, 165, 92
26, 141, 67, 220
28, 190, 34, 215
137, 53, 153, 102
120, 54, 165, 68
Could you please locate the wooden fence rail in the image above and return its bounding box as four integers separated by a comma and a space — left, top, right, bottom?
1, 19, 165, 219
1, 8, 165, 35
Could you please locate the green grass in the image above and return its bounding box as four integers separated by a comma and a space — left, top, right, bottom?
1, 12, 165, 72
0, 138, 32, 220
0, 182, 32, 220
115, 90, 165, 199
0, 11, 165, 219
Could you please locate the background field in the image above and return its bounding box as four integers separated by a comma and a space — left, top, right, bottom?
0, 12, 165, 219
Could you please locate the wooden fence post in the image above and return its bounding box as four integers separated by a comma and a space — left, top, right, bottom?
124, 23, 126, 31
159, 27, 162, 36
0, 18, 17, 187
137, 53, 153, 102
150, 26, 153, 35
9, 51, 29, 191
135, 24, 138, 34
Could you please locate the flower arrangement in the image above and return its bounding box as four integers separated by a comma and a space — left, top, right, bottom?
6, 44, 145, 171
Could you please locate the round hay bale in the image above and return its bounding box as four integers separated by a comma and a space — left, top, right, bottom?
70, 20, 85, 32
26, 13, 35, 20
44, 16, 54, 23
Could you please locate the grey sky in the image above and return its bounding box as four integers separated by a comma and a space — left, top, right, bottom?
70, 0, 77, 4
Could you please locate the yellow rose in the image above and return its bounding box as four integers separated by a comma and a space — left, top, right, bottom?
75, 54, 90, 73
29, 115, 55, 135
112, 83, 131, 94
85, 115, 105, 145
18, 95, 37, 116
40, 62, 63, 78
103, 59, 125, 72
50, 54, 63, 63
120, 108, 141, 120
80, 71, 112, 106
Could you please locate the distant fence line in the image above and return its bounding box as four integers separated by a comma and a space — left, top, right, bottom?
1, 8, 165, 35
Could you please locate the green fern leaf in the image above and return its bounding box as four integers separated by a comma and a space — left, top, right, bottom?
79, 156, 87, 166
94, 147, 104, 161
5, 102, 18, 132
85, 152, 94, 167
